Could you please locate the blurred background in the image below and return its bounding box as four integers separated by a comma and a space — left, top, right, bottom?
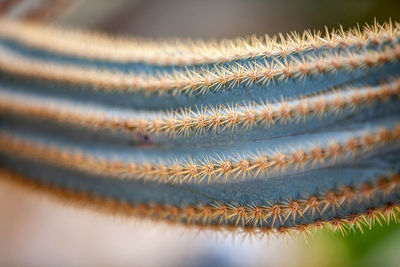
0, 0, 400, 266
1, 0, 400, 37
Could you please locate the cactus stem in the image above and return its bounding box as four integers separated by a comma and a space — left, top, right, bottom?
0, 17, 399, 242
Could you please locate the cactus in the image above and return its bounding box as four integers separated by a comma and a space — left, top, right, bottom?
0, 18, 399, 242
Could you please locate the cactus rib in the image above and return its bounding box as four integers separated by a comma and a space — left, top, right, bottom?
1, 79, 399, 136
0, 167, 398, 241
0, 19, 399, 66
0, 123, 398, 184
0, 43, 399, 95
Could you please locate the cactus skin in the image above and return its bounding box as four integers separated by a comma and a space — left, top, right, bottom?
0, 19, 399, 241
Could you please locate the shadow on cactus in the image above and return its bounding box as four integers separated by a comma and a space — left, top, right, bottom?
0, 18, 399, 242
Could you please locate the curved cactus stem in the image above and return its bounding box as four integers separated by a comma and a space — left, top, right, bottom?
0, 18, 399, 241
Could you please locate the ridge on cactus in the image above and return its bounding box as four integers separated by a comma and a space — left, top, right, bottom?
0, 17, 399, 243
